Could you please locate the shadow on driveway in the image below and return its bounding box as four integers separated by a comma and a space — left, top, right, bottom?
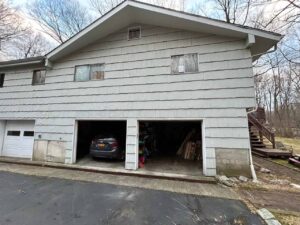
0, 171, 264, 225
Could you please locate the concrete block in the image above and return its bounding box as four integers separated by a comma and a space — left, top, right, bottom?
46, 141, 65, 163
257, 208, 275, 220
265, 220, 282, 225
257, 208, 281, 225
33, 140, 48, 161
215, 148, 251, 177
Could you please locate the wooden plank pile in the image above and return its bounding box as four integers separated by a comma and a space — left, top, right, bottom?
177, 130, 202, 160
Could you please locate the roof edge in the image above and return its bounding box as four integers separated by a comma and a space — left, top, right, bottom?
46, 0, 282, 61
0, 56, 45, 69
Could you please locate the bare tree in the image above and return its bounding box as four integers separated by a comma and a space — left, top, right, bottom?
189, 0, 253, 25
89, 0, 123, 16
89, 0, 183, 16
8, 31, 52, 59
28, 0, 92, 43
0, 0, 25, 48
287, 0, 300, 9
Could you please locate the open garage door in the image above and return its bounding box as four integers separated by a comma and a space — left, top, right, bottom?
75, 120, 126, 168
1, 120, 35, 158
138, 121, 203, 176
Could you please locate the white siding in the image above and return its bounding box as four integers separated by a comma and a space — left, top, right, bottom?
0, 24, 255, 174
126, 119, 139, 170
0, 121, 5, 154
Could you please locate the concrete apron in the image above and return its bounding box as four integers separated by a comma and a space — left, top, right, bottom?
0, 157, 216, 184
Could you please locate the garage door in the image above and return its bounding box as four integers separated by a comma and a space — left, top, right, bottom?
2, 121, 35, 158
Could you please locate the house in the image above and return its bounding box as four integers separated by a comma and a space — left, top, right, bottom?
0, 0, 281, 177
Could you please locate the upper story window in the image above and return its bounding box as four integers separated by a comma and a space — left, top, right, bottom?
128, 26, 141, 40
32, 70, 46, 85
0, 73, 5, 88
75, 64, 105, 82
171, 53, 199, 74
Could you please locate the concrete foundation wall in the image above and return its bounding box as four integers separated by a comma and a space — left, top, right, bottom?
215, 148, 251, 177
33, 140, 65, 163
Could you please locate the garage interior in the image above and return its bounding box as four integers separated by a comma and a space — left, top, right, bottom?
75, 120, 126, 169
138, 121, 203, 176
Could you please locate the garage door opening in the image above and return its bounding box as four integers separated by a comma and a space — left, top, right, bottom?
138, 121, 203, 176
75, 120, 126, 168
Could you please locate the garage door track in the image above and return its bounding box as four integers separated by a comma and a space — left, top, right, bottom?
0, 171, 264, 225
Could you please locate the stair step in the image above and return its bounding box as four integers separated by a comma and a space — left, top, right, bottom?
252, 144, 266, 148
251, 142, 266, 145
251, 138, 260, 141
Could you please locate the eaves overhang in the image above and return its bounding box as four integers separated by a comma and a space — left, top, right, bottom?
45, 0, 282, 63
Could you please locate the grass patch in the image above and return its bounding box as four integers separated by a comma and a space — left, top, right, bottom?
272, 212, 300, 225
276, 137, 300, 155
272, 159, 298, 170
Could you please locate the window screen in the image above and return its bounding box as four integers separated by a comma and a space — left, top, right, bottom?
7, 131, 20, 136
32, 70, 46, 85
171, 53, 198, 74
24, 131, 34, 137
0, 73, 4, 87
75, 64, 105, 81
128, 27, 141, 40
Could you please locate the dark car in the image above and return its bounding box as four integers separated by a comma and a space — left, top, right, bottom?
89, 135, 125, 160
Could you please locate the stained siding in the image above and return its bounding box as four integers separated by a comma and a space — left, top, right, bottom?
0, 24, 255, 175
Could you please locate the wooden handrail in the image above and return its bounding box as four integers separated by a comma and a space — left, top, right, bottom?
248, 112, 275, 148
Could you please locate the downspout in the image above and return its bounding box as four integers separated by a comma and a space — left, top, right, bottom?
248, 44, 277, 182
247, 108, 258, 182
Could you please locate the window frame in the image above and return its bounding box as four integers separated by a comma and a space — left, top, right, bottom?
74, 63, 105, 82
0, 73, 5, 88
32, 69, 46, 86
128, 26, 142, 40
24, 131, 35, 137
171, 53, 199, 74
7, 130, 21, 136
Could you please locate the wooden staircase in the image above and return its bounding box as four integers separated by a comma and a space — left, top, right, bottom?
249, 127, 267, 149
248, 109, 291, 158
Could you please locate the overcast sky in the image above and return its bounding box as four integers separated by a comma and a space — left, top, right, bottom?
12, 0, 197, 9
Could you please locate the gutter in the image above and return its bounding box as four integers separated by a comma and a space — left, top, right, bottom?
0, 58, 45, 70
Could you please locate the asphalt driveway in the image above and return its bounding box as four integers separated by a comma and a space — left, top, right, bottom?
0, 171, 264, 225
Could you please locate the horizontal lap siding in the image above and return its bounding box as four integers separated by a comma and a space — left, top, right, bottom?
0, 24, 254, 167
0, 108, 248, 119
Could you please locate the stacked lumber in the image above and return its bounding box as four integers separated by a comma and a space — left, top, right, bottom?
177, 130, 202, 160
183, 142, 196, 160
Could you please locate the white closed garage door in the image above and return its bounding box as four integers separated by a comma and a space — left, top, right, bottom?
2, 121, 35, 158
